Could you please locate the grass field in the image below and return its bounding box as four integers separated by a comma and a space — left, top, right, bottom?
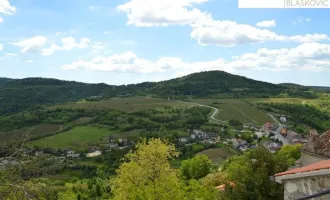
196, 148, 237, 164
51, 96, 187, 112
245, 98, 313, 104
29, 126, 111, 151
0, 124, 62, 142
190, 99, 272, 124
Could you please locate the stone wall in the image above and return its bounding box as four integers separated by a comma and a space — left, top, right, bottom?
300, 151, 327, 167
283, 175, 330, 200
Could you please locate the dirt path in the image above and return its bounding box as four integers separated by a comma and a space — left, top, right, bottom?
180, 101, 228, 125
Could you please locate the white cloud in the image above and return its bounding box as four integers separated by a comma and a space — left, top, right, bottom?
62, 43, 330, 75
5, 53, 17, 57
117, 0, 209, 27
118, 0, 327, 47
190, 19, 328, 47
92, 42, 106, 53
0, 44, 3, 51
11, 36, 90, 56
256, 20, 276, 28
293, 17, 311, 24
24, 60, 34, 63
0, 17, 3, 23
11, 36, 48, 53
41, 37, 90, 56
0, 0, 16, 15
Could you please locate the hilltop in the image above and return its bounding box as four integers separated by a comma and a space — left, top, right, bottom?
0, 71, 320, 115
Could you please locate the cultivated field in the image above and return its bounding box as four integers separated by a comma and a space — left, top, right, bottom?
29, 126, 112, 151
50, 96, 187, 112
0, 124, 62, 142
196, 148, 237, 164
190, 99, 272, 124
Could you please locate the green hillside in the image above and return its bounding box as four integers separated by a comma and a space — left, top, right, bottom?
0, 71, 321, 115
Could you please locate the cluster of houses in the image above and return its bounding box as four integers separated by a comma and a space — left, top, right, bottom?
107, 137, 134, 150
178, 129, 220, 144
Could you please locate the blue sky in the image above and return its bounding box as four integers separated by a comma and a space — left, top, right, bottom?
0, 0, 330, 86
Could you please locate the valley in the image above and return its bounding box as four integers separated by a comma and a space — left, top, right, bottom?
1, 71, 330, 199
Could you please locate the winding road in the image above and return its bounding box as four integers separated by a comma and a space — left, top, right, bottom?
181, 101, 228, 124
267, 113, 289, 144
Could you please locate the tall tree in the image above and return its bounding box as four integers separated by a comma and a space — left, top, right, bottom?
111, 138, 183, 200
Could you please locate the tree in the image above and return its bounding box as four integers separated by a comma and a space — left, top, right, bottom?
229, 120, 243, 130
180, 155, 213, 180
275, 144, 302, 167
111, 138, 183, 200
220, 147, 287, 200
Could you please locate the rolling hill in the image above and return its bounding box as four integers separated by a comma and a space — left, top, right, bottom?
0, 71, 322, 115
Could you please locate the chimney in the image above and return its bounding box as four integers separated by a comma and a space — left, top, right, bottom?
308, 130, 320, 152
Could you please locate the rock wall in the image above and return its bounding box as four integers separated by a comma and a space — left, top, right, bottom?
283, 175, 330, 200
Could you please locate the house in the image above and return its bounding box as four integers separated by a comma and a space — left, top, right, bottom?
35, 151, 43, 157
300, 130, 330, 167
179, 137, 188, 143
275, 160, 330, 200
263, 122, 274, 132
280, 116, 287, 123
280, 127, 288, 136
66, 150, 80, 158
108, 142, 119, 149
86, 150, 102, 158
286, 130, 302, 144
263, 141, 281, 153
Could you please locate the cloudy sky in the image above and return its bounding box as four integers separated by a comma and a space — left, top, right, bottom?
0, 0, 330, 86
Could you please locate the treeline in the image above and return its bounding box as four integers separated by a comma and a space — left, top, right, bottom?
0, 139, 302, 200
257, 103, 330, 133
1, 71, 321, 116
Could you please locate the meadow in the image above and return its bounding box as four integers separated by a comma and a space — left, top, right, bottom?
51, 96, 187, 112
190, 99, 272, 124
29, 126, 112, 151
196, 148, 238, 164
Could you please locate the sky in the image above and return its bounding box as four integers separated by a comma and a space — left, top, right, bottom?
0, 0, 330, 86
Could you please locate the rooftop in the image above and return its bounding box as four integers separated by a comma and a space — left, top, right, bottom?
275, 160, 330, 177
301, 130, 330, 158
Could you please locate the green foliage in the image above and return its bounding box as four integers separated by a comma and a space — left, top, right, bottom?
180, 155, 213, 180
257, 103, 330, 133
228, 119, 243, 130
111, 138, 183, 200
275, 144, 302, 167
220, 147, 297, 200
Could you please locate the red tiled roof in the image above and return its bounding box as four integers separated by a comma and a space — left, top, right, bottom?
301, 130, 330, 158
275, 160, 330, 177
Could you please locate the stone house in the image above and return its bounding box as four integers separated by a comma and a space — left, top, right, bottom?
280, 116, 287, 123
300, 130, 330, 167
179, 137, 188, 143
275, 160, 330, 200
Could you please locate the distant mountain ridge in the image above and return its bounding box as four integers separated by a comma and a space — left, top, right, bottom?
0, 71, 324, 115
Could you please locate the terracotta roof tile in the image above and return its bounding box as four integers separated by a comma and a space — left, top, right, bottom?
301, 130, 330, 158
275, 159, 330, 177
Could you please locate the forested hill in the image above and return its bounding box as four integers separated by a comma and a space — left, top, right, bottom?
0, 78, 14, 86
0, 71, 319, 115
149, 71, 284, 97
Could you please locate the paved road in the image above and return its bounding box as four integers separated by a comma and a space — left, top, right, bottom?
268, 113, 289, 145
181, 101, 228, 124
